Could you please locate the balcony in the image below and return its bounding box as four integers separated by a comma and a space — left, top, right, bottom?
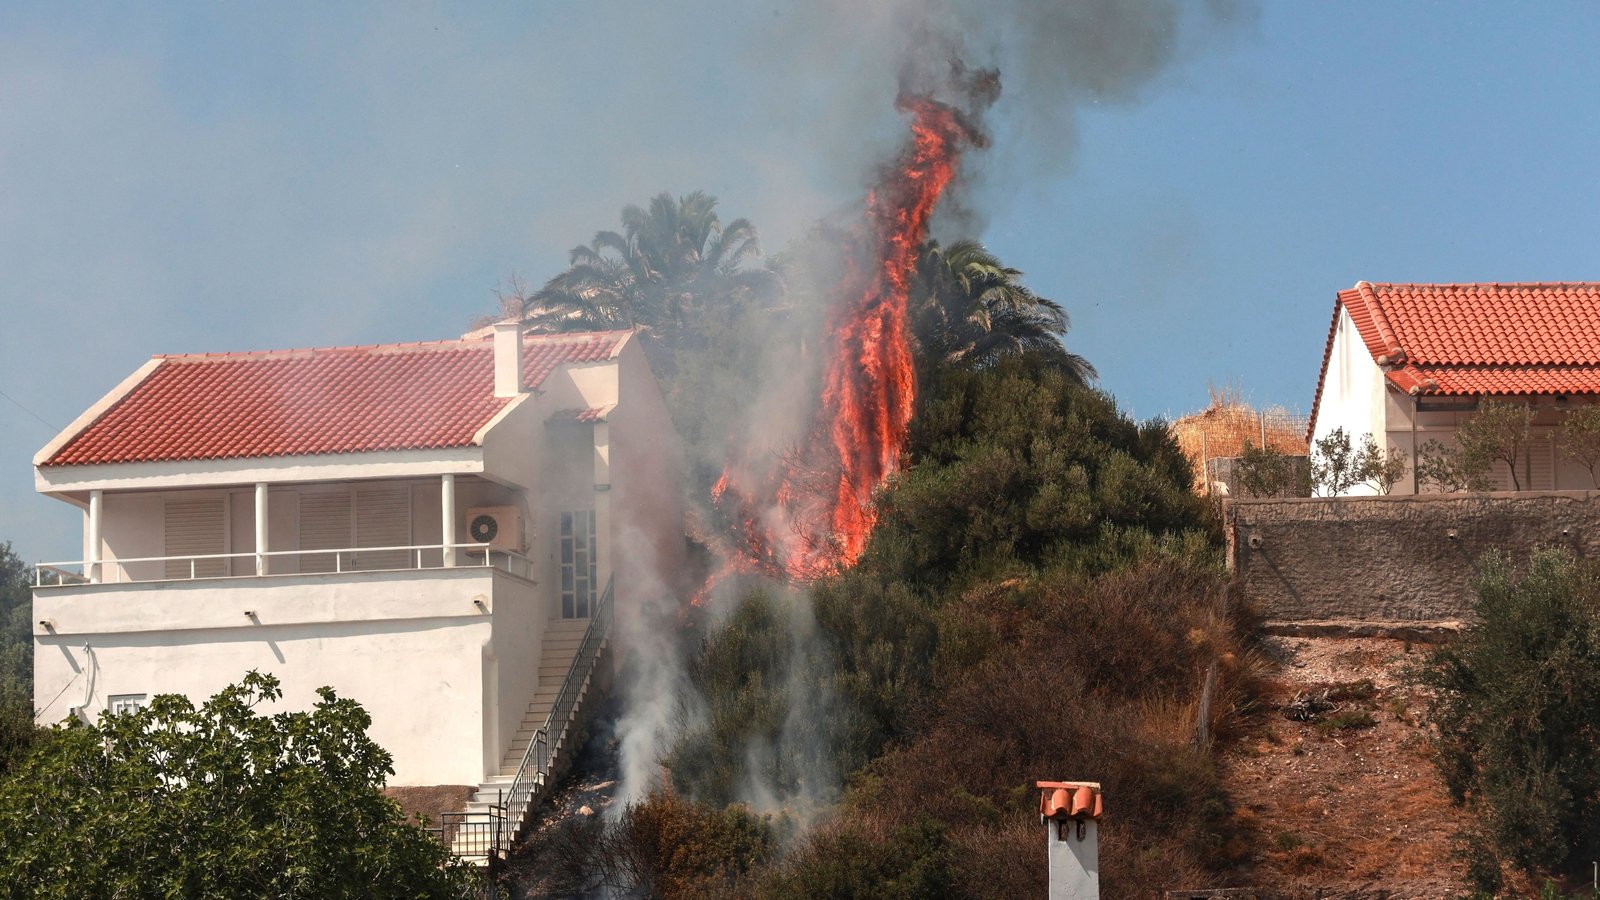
34, 542, 535, 588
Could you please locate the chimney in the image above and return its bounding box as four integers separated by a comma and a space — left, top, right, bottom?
493, 320, 524, 398
1038, 780, 1102, 900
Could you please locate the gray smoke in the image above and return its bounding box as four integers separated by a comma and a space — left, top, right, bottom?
607, 0, 1256, 821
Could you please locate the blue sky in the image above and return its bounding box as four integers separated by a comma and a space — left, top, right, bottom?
3, 2, 1599, 563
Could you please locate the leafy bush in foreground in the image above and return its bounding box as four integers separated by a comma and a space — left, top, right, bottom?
1420, 550, 1600, 890
0, 672, 476, 899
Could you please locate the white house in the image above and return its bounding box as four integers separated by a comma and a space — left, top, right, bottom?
30, 323, 687, 792
1308, 282, 1600, 495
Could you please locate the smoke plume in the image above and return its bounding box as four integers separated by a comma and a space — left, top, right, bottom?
609, 0, 1255, 818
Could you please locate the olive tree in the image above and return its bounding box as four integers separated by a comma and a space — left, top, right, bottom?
1560, 405, 1600, 488
1455, 399, 1535, 490
1415, 438, 1495, 493
1311, 427, 1407, 496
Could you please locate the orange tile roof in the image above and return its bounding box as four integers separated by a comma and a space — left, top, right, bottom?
1309, 282, 1600, 438
41, 331, 630, 467
1036, 780, 1103, 821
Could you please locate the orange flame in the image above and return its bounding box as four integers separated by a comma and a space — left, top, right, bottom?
705, 96, 973, 593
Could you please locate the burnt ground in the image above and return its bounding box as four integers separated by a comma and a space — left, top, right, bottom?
500, 697, 628, 899
1219, 635, 1477, 898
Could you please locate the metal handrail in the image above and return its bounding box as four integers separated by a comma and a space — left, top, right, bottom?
496, 576, 613, 858
34, 543, 537, 587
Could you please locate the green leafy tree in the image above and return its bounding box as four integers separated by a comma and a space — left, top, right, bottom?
1455, 398, 1535, 490
908, 239, 1094, 383
0, 543, 34, 778
0, 672, 479, 899
1233, 441, 1310, 498
1312, 428, 1408, 496
1415, 438, 1495, 493
1559, 405, 1600, 488
1310, 427, 1363, 496
1419, 551, 1600, 888
1355, 432, 1408, 494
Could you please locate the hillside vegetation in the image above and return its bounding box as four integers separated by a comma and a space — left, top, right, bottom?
515, 194, 1264, 898
654, 357, 1257, 898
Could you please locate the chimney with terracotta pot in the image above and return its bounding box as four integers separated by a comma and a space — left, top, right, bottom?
493, 319, 524, 398
1038, 780, 1102, 900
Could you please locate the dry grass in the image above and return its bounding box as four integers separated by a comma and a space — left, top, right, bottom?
1172, 387, 1308, 492
382, 784, 475, 829
1220, 636, 1473, 895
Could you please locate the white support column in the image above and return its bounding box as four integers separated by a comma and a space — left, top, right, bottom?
592, 423, 612, 593
87, 489, 103, 584
254, 482, 268, 576
442, 473, 457, 567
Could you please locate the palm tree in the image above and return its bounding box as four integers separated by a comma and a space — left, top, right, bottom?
909, 239, 1096, 383
523, 191, 779, 343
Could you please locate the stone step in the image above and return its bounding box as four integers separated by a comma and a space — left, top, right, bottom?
443, 617, 606, 860
547, 617, 593, 629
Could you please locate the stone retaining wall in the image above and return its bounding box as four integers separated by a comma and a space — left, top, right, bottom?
1229, 491, 1600, 625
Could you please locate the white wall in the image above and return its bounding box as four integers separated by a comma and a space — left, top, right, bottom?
1311, 306, 1394, 496
33, 567, 513, 786
488, 571, 545, 773
100, 492, 162, 580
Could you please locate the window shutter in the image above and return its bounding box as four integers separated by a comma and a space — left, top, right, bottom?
164, 496, 226, 579
299, 490, 352, 573
354, 485, 410, 570
1529, 432, 1555, 491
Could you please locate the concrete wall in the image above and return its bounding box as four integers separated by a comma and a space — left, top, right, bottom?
1230, 491, 1600, 625
33, 567, 517, 785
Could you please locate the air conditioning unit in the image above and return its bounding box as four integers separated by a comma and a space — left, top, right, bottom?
464, 506, 523, 552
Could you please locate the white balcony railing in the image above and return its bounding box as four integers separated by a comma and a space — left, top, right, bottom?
34, 543, 535, 588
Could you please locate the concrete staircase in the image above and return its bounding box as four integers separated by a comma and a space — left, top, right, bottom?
448, 616, 601, 863
500, 617, 590, 776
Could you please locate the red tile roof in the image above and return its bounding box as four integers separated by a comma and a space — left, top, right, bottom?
549, 406, 612, 424
1309, 282, 1600, 438
1036, 781, 1103, 821
41, 331, 630, 467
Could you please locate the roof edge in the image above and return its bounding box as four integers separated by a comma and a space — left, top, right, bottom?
1305, 298, 1349, 443
1349, 281, 1403, 358
472, 392, 534, 445
34, 358, 164, 468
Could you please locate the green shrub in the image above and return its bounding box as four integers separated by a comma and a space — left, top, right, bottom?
0, 672, 476, 899
1419, 550, 1600, 884
761, 817, 954, 900
1234, 442, 1310, 498
0, 543, 34, 779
